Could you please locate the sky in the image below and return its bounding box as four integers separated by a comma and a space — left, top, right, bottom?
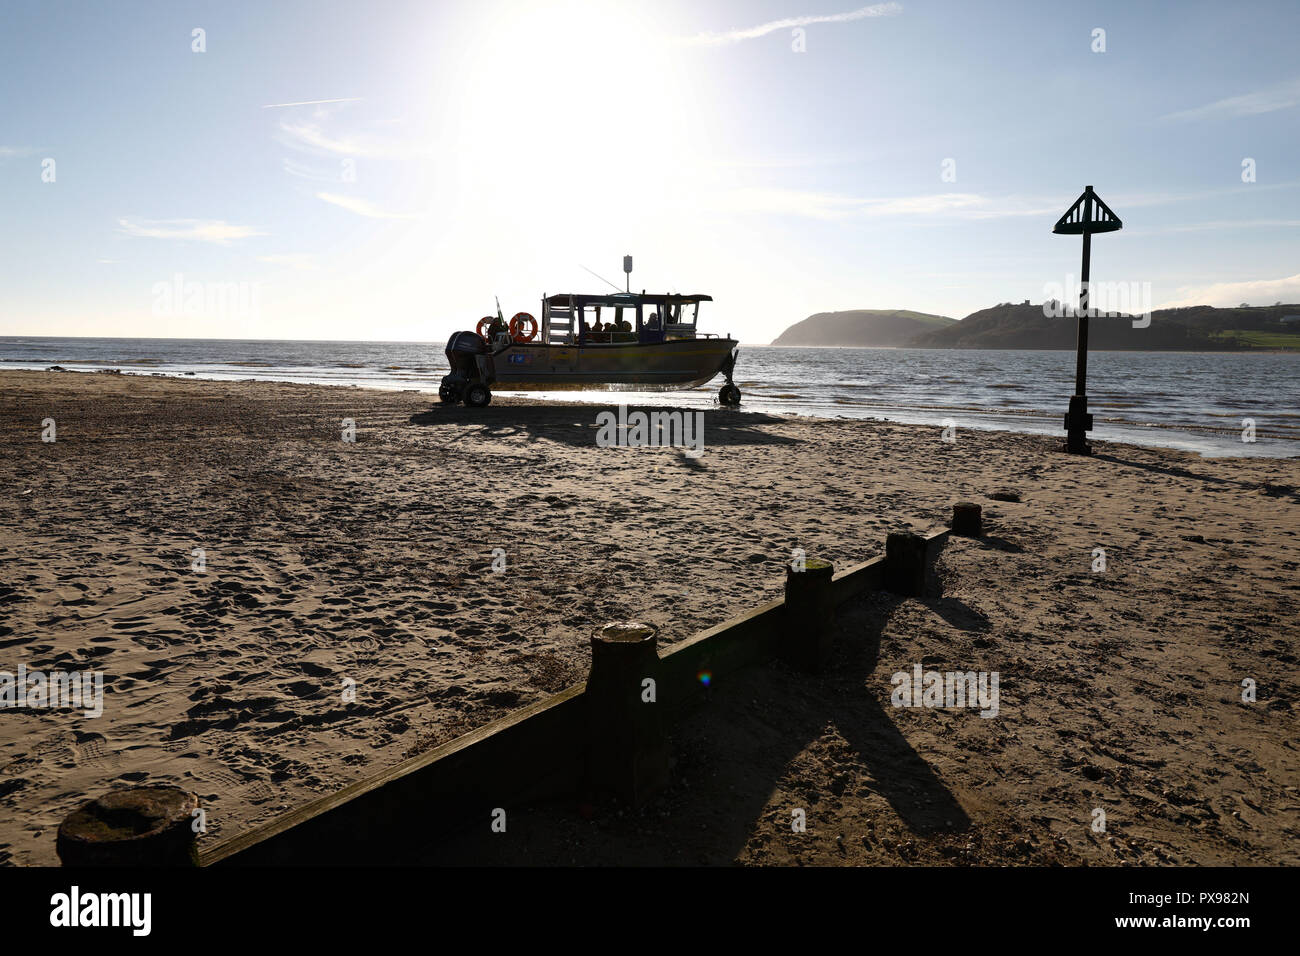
1, 0, 1298, 343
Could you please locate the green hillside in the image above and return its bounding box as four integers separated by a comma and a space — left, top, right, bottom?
907, 303, 1300, 350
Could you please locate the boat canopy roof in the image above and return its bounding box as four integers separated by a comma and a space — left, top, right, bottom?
545, 292, 712, 307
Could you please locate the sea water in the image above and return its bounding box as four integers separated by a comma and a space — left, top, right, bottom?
2, 336, 1296, 458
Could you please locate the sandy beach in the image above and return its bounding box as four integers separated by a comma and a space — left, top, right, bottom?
0, 368, 1297, 866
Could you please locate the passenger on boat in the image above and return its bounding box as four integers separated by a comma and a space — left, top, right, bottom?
641, 312, 665, 343
487, 314, 507, 339
590, 316, 605, 332
615, 317, 632, 333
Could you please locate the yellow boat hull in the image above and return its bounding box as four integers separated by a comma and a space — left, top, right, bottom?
486, 338, 738, 391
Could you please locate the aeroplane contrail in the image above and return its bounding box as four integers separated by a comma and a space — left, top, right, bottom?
261, 97, 362, 109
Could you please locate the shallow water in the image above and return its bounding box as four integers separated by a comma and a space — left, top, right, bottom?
2, 337, 1296, 458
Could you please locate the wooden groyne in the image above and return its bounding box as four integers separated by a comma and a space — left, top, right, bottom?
58, 511, 974, 866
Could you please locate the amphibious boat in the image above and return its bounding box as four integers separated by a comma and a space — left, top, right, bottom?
439, 289, 740, 408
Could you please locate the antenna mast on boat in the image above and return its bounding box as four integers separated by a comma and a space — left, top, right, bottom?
623, 254, 632, 293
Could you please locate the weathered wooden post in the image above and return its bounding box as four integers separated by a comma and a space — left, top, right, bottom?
952, 502, 983, 537
585, 621, 669, 806
1053, 186, 1123, 455
57, 786, 199, 866
884, 531, 927, 597
782, 557, 835, 672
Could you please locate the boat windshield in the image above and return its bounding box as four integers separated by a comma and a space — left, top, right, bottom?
665, 301, 698, 327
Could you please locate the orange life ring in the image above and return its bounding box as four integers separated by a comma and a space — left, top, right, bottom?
475, 316, 496, 341
509, 312, 538, 343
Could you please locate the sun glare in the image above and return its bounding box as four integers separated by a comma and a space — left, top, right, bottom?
444, 2, 705, 235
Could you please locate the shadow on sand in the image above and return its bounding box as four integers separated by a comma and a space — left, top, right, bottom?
1094, 452, 1300, 504
409, 402, 802, 449
430, 544, 972, 865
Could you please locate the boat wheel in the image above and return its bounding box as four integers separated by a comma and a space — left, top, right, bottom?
439, 382, 461, 404
718, 383, 741, 406
464, 383, 492, 408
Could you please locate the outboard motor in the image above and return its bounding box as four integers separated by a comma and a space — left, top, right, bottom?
440, 331, 493, 406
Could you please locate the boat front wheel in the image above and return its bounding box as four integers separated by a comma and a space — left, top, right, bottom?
464, 383, 492, 408
718, 383, 741, 406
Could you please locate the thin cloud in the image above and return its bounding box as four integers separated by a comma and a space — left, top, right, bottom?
0, 146, 34, 157
715, 182, 1300, 223
315, 192, 418, 219
867, 193, 990, 216
1103, 180, 1300, 211
718, 187, 1051, 220
281, 121, 432, 159
1131, 218, 1300, 236
117, 218, 265, 244
258, 253, 319, 271
1160, 76, 1300, 123
684, 2, 901, 46
705, 149, 872, 170
1158, 272, 1300, 309
262, 97, 362, 109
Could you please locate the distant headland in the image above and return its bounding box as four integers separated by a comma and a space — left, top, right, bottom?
770, 309, 956, 347
771, 303, 1300, 350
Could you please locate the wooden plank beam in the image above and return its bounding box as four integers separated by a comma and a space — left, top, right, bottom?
202, 527, 951, 865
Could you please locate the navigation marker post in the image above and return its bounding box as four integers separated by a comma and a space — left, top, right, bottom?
1052, 186, 1122, 454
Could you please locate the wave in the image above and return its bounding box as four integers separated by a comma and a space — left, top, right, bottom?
4, 338, 1298, 456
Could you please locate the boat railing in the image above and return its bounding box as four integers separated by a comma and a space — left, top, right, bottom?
581, 331, 638, 345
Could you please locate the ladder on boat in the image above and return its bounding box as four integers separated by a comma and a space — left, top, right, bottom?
545, 296, 577, 344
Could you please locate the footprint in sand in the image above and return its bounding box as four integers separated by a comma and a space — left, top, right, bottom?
240, 780, 275, 804
197, 766, 276, 804
34, 731, 77, 762
75, 733, 122, 769
200, 766, 245, 792
1, 755, 40, 776
350, 637, 380, 667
